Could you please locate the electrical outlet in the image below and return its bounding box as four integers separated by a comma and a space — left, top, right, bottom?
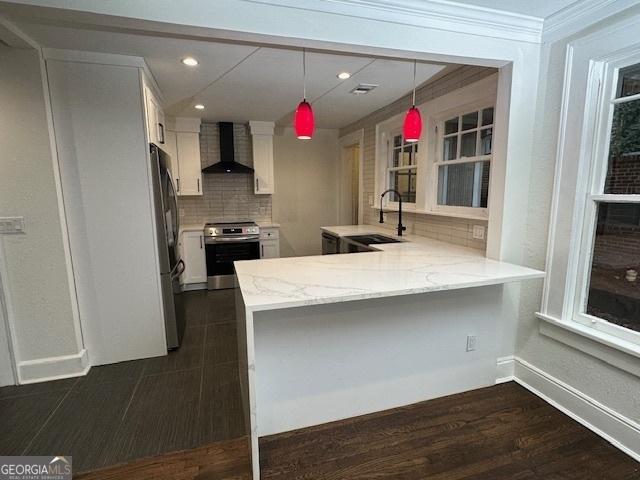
472, 225, 485, 240
0, 216, 25, 234
466, 335, 477, 352
368, 194, 374, 206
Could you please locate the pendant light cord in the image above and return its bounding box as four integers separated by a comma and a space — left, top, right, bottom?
303, 48, 307, 101
412, 59, 417, 107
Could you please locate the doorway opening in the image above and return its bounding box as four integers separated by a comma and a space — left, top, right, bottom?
338, 130, 364, 225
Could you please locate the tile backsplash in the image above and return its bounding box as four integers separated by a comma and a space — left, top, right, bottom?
178, 123, 272, 225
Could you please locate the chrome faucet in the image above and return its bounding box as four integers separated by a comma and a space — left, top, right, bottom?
380, 189, 407, 236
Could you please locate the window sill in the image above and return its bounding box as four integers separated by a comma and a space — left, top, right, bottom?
372, 205, 488, 222
536, 312, 640, 377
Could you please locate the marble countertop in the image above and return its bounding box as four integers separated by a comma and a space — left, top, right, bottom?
235, 224, 545, 312
179, 223, 205, 233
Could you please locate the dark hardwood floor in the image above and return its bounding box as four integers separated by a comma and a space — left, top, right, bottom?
2, 288, 638, 479
65, 381, 640, 480
0, 289, 245, 474
259, 382, 639, 480
74, 436, 251, 480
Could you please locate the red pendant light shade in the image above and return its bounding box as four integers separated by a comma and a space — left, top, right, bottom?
403, 106, 422, 143
294, 100, 315, 140
403, 60, 422, 143
294, 49, 314, 140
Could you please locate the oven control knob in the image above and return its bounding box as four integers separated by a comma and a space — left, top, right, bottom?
214, 228, 220, 234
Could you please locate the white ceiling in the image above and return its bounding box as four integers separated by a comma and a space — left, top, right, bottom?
15, 21, 446, 128
448, 0, 580, 18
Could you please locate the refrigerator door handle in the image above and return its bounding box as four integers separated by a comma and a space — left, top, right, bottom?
170, 259, 185, 280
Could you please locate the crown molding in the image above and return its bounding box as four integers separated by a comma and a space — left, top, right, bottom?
245, 0, 544, 43
542, 0, 639, 44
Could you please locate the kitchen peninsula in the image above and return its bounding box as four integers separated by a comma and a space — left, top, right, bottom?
234, 225, 544, 479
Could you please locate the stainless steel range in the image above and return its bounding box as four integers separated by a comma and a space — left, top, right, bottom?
204, 221, 260, 290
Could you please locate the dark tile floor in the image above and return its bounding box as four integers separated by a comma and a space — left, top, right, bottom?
0, 289, 244, 473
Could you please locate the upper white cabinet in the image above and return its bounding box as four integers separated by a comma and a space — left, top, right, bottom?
143, 82, 165, 147
170, 117, 202, 197
249, 121, 275, 194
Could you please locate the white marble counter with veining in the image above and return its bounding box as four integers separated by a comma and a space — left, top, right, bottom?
234, 224, 545, 312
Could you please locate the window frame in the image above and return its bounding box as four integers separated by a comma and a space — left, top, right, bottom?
571, 54, 640, 346
431, 102, 494, 217
386, 127, 419, 206
373, 76, 498, 220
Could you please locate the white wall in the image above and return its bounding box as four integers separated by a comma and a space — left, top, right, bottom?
516, 5, 640, 425
0, 46, 83, 382
272, 127, 340, 257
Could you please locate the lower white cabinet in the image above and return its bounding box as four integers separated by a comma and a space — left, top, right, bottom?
260, 240, 280, 259
179, 230, 207, 285
260, 227, 280, 259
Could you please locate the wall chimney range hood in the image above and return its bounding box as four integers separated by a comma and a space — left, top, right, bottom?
201, 122, 254, 174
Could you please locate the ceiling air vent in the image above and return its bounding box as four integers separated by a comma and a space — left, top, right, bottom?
350, 83, 378, 95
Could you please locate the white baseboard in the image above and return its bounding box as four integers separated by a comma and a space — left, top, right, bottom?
513, 356, 640, 462
18, 349, 89, 384
495, 355, 515, 384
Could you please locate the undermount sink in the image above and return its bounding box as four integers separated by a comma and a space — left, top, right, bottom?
343, 234, 402, 246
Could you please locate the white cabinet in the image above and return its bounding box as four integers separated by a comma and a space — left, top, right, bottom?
143, 83, 165, 147
249, 121, 275, 194
179, 230, 207, 286
176, 132, 202, 195
171, 117, 202, 197
260, 227, 280, 259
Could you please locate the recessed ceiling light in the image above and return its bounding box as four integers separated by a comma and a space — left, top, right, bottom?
337, 72, 351, 80
194, 104, 205, 110
182, 57, 198, 66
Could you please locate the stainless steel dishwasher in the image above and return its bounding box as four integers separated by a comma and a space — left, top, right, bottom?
321, 232, 340, 255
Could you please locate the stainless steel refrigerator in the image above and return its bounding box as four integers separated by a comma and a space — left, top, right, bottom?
150, 144, 185, 349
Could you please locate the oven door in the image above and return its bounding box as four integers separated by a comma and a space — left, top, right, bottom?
205, 238, 260, 290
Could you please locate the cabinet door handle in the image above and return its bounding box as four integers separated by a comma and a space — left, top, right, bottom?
200, 235, 203, 249
176, 178, 180, 192
197, 178, 200, 192
256, 178, 259, 191
158, 123, 165, 144
261, 244, 264, 257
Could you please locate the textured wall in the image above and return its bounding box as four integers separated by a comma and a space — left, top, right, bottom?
516, 7, 640, 422
340, 65, 495, 250
179, 123, 272, 225
272, 127, 340, 257
0, 47, 78, 362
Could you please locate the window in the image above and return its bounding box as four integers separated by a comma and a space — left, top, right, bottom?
437, 107, 493, 209
387, 132, 417, 203
579, 63, 640, 340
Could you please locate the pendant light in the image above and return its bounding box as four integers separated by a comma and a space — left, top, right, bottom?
403, 60, 422, 143
294, 49, 315, 140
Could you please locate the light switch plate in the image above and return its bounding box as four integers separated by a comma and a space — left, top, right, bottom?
0, 216, 25, 234
466, 335, 477, 352
472, 225, 485, 240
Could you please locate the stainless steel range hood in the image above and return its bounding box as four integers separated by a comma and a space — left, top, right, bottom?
201, 122, 254, 174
